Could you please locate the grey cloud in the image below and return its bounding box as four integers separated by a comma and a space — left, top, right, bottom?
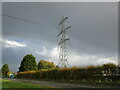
2, 2, 118, 71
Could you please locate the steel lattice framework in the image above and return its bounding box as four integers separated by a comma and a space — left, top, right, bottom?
57, 16, 71, 68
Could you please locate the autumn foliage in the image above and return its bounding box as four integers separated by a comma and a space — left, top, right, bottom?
17, 63, 120, 82
38, 60, 56, 70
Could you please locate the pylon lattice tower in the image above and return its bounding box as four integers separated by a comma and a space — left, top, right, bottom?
57, 16, 71, 68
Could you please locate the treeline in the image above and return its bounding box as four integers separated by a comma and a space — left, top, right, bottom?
2, 54, 120, 84
17, 63, 120, 83
1, 54, 56, 76
19, 54, 56, 72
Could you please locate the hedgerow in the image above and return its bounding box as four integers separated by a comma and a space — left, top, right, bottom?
17, 63, 120, 83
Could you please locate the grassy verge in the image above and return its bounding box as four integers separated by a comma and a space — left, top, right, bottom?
17, 78, 119, 87
1, 79, 50, 88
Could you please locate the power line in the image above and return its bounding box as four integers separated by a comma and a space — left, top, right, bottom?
6, 3, 58, 29
3, 3, 58, 29
7, 3, 38, 13
3, 14, 57, 29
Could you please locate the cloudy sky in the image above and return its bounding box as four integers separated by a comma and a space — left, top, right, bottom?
2, 2, 118, 72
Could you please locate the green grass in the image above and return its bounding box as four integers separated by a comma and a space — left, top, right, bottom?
1, 79, 50, 88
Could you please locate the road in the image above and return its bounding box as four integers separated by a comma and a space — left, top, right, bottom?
3, 78, 118, 88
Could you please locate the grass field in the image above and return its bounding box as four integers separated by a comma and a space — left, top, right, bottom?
1, 79, 50, 88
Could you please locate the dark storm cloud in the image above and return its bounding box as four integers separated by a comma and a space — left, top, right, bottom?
2, 2, 118, 71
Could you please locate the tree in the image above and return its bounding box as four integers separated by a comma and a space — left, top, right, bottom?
19, 54, 37, 72
103, 63, 117, 69
38, 60, 56, 70
1, 64, 9, 75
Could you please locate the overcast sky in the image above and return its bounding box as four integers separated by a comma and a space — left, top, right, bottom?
2, 2, 118, 72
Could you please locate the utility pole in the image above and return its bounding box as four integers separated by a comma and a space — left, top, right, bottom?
57, 16, 71, 68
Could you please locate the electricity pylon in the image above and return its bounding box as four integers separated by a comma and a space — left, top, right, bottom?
57, 16, 71, 68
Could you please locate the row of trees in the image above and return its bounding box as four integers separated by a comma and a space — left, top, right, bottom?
1, 54, 119, 78
19, 54, 56, 72
1, 54, 56, 75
